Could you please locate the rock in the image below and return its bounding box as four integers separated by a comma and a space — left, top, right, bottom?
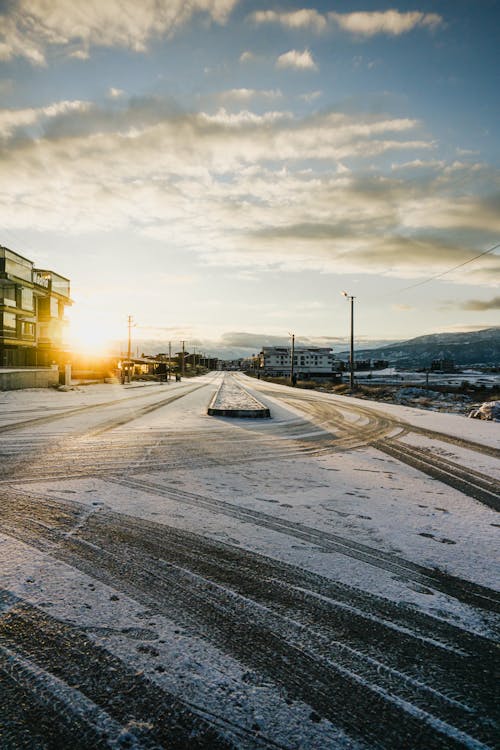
468, 400, 500, 421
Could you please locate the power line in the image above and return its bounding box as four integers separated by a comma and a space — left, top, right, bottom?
395, 241, 500, 294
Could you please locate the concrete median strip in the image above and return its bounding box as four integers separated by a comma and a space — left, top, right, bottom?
208, 374, 271, 418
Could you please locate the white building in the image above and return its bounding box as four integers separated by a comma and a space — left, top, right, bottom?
259, 346, 338, 378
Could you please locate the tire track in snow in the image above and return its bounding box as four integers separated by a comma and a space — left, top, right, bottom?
0, 594, 235, 750
106, 476, 500, 614
0, 493, 497, 749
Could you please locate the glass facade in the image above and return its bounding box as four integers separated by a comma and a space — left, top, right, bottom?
0, 250, 33, 282
50, 296, 59, 317
21, 321, 35, 337
0, 284, 16, 307
50, 273, 70, 297
34, 270, 70, 298
21, 287, 34, 311
38, 296, 60, 319
1, 246, 71, 367
1, 312, 16, 331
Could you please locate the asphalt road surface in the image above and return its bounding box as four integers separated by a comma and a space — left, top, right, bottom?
0, 373, 498, 749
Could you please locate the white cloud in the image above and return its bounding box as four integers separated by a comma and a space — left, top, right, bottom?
247, 8, 443, 38
298, 90, 322, 102
0, 0, 240, 64
276, 49, 318, 71
0, 100, 91, 138
249, 9, 327, 33
0, 95, 497, 287
328, 10, 443, 38
217, 88, 282, 103
239, 50, 255, 63
392, 304, 414, 311
108, 87, 125, 99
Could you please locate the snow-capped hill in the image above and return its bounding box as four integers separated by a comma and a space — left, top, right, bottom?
341, 327, 499, 368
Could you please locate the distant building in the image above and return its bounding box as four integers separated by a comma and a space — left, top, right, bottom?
220, 358, 242, 371
260, 346, 340, 379
430, 358, 456, 372
0, 245, 72, 367
337, 358, 389, 372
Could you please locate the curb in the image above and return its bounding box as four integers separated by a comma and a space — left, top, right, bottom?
207, 405, 271, 418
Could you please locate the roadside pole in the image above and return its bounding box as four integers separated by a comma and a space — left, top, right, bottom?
127, 314, 133, 384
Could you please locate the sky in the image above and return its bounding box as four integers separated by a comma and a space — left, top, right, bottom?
0, 0, 499, 358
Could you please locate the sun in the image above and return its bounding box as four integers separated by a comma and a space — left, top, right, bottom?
66, 309, 118, 356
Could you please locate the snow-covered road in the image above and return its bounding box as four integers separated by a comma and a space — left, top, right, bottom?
0, 373, 498, 749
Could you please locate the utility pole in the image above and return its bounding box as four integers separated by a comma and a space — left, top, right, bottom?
342, 292, 355, 391
168, 341, 171, 381
181, 340, 185, 377
289, 332, 295, 386
127, 314, 133, 384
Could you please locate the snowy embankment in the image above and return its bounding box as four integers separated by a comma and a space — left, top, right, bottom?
208, 373, 270, 418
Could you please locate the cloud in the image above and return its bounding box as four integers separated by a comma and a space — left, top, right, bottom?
328, 10, 443, 37
108, 87, 125, 99
0, 93, 497, 287
239, 50, 255, 63
217, 88, 282, 103
0, 0, 240, 64
249, 9, 327, 33
298, 90, 322, 102
276, 49, 318, 71
221, 331, 291, 348
247, 8, 443, 38
219, 331, 345, 350
0, 99, 91, 138
461, 296, 500, 311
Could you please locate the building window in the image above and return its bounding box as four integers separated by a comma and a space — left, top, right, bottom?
0, 285, 16, 307
4, 256, 32, 282
21, 287, 34, 311
50, 297, 59, 317
50, 274, 70, 297
2, 312, 16, 330
22, 321, 35, 336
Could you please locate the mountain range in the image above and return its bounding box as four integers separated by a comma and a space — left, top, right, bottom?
338, 327, 499, 368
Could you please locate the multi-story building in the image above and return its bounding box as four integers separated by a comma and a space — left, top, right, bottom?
259, 346, 339, 378
0, 245, 72, 367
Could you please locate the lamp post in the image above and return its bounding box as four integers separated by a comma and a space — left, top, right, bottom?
342, 292, 355, 391
126, 314, 134, 384
181, 340, 185, 378
289, 332, 295, 386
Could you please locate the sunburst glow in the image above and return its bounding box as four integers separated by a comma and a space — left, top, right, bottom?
66, 308, 119, 355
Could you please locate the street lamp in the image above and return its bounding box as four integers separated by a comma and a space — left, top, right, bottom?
126, 314, 135, 384
342, 292, 355, 391
288, 332, 295, 386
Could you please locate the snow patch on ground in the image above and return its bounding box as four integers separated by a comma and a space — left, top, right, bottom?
0, 533, 357, 750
